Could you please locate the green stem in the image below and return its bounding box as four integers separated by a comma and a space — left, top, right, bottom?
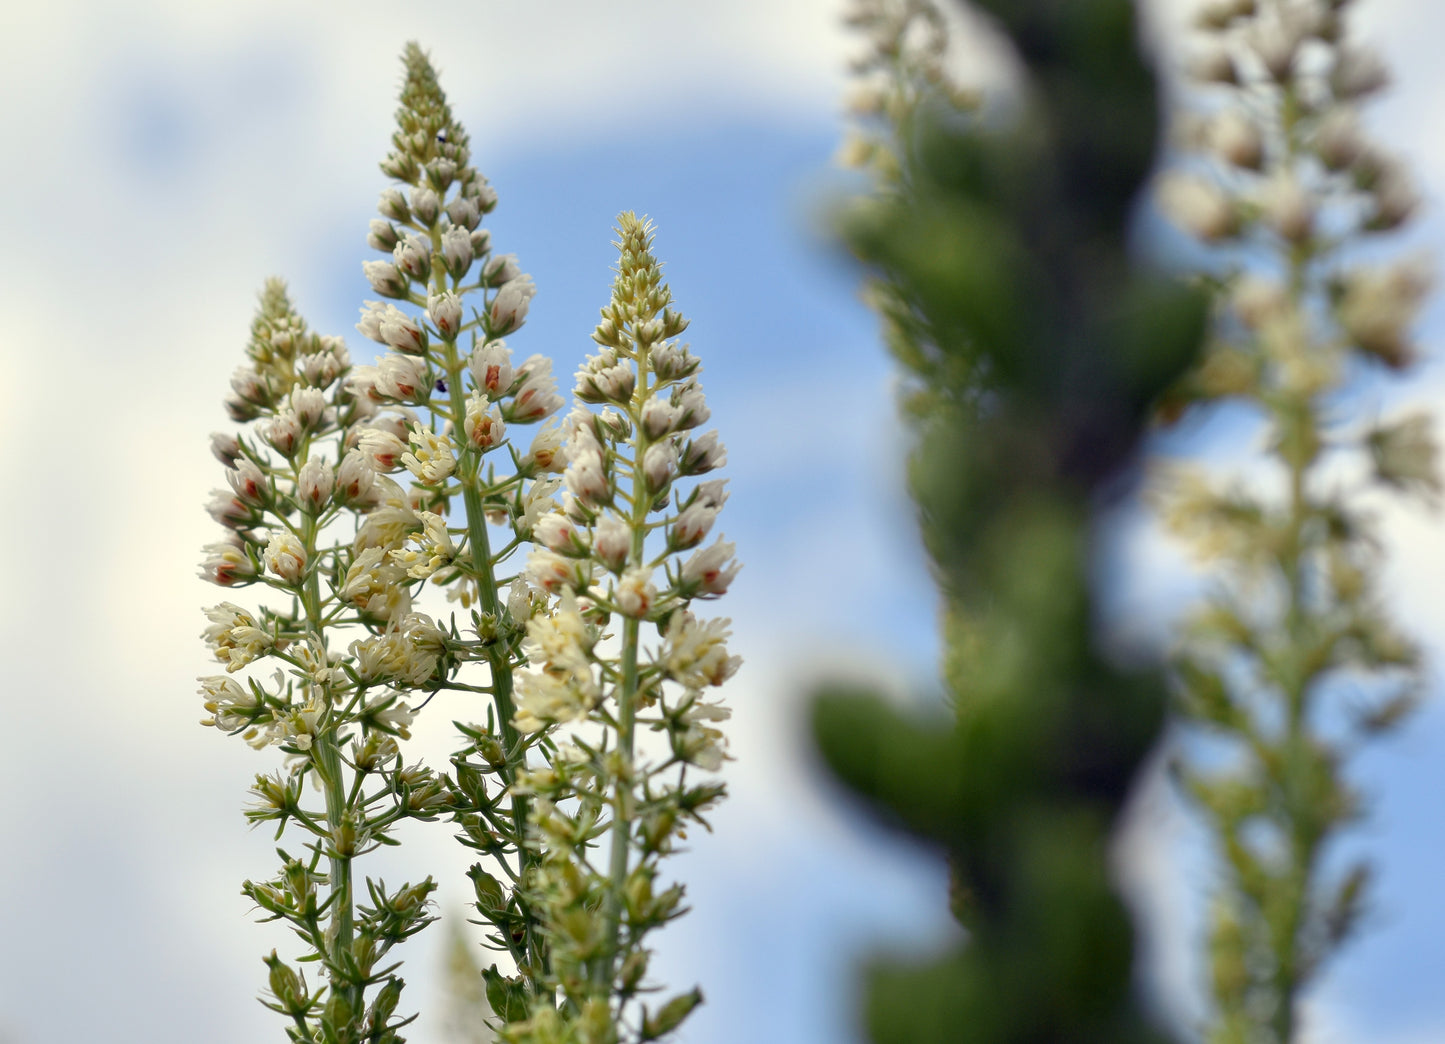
437, 319, 549, 991
300, 508, 360, 1020
597, 343, 653, 992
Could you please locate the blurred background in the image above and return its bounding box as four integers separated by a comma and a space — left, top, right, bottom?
0, 1, 1442, 1041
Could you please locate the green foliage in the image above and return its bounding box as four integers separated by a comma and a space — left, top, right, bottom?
815, 1, 1208, 1040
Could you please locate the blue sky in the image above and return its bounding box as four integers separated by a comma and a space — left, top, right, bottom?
2, 1, 1445, 1042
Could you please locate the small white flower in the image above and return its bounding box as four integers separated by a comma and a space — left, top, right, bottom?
199, 674, 262, 730
564, 445, 612, 506
464, 393, 506, 450
1208, 110, 1262, 170
200, 535, 256, 587
401, 425, 456, 485
523, 423, 567, 473
664, 614, 741, 688
263, 530, 308, 585
336, 450, 377, 505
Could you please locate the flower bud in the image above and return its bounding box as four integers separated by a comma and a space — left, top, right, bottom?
523, 424, 567, 473
671, 500, 718, 550
1188, 46, 1237, 85
471, 341, 515, 400
359, 428, 408, 471
393, 234, 431, 281
227, 457, 267, 505
652, 343, 698, 381
410, 186, 440, 226
564, 448, 612, 507
483, 253, 521, 286
363, 260, 407, 299
336, 451, 376, 505
1208, 110, 1263, 170
367, 219, 400, 252
679, 431, 726, 475
297, 459, 334, 513
1367, 413, 1440, 499
671, 380, 710, 429
1159, 175, 1238, 242
509, 354, 563, 422
681, 539, 740, 597
535, 514, 588, 556
490, 275, 535, 335
592, 516, 630, 572
641, 398, 680, 438
616, 566, 656, 618
1314, 107, 1364, 171
1333, 46, 1389, 100
447, 195, 480, 230
1260, 172, 1314, 243
427, 292, 463, 338
378, 188, 409, 222
441, 225, 473, 277
470, 227, 492, 256
642, 441, 677, 491
265, 411, 302, 457
210, 431, 242, 467
289, 387, 327, 430
264, 530, 308, 585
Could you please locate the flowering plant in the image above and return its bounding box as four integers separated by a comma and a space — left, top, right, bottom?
197, 43, 737, 1044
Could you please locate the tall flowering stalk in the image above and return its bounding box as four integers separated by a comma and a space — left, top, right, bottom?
1157, 2, 1433, 1040
495, 212, 740, 1043
815, 0, 1207, 1041
200, 43, 569, 1040
200, 280, 445, 1042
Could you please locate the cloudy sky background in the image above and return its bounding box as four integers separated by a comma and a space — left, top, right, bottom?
1, 1, 1444, 1042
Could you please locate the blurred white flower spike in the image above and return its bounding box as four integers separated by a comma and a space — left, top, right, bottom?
196, 43, 734, 1044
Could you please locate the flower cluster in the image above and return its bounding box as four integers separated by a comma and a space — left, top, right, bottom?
199, 45, 735, 1044
1156, 3, 1433, 1039
488, 214, 739, 1044
198, 43, 571, 1042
